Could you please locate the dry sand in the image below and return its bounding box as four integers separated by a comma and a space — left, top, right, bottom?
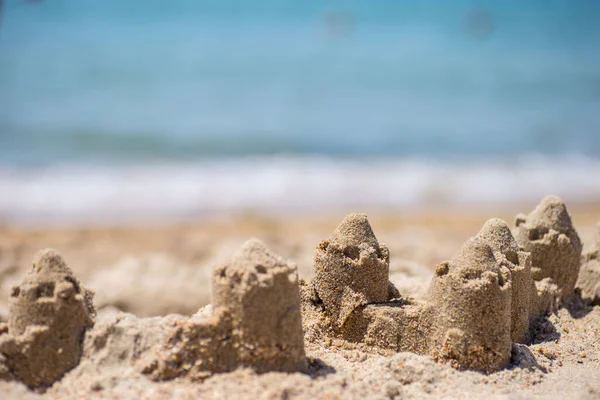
0, 204, 600, 399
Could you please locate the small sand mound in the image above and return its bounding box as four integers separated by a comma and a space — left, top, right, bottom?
0, 249, 95, 388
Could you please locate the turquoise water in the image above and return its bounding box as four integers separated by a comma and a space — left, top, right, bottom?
1, 0, 600, 164
1, 1, 600, 222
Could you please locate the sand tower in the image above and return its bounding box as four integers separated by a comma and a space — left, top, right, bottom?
576, 223, 600, 304
212, 238, 307, 373
476, 218, 533, 343
427, 237, 512, 373
514, 195, 582, 303
0, 249, 95, 388
312, 213, 392, 328
144, 239, 307, 380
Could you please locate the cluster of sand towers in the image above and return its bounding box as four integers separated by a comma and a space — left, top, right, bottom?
300, 195, 587, 373
1, 195, 599, 388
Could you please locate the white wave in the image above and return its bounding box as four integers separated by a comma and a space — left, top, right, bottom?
1, 155, 599, 225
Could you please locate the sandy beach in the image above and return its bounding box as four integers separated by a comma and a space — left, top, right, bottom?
2, 2, 600, 399
0, 202, 599, 399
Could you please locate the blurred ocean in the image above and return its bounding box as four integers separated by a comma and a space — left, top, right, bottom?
1, 0, 599, 223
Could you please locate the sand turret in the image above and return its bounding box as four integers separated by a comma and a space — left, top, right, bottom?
312, 213, 393, 327
143, 239, 306, 380
0, 249, 95, 388
514, 195, 582, 303
476, 218, 533, 343
427, 237, 512, 372
212, 238, 306, 373
576, 223, 600, 304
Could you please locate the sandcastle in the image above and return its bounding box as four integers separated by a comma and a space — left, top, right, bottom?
142, 238, 307, 380
301, 213, 518, 372
301, 198, 588, 373
576, 223, 600, 304
514, 195, 583, 308
0, 249, 95, 388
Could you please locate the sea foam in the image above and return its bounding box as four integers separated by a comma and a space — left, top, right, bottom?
1, 155, 599, 225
